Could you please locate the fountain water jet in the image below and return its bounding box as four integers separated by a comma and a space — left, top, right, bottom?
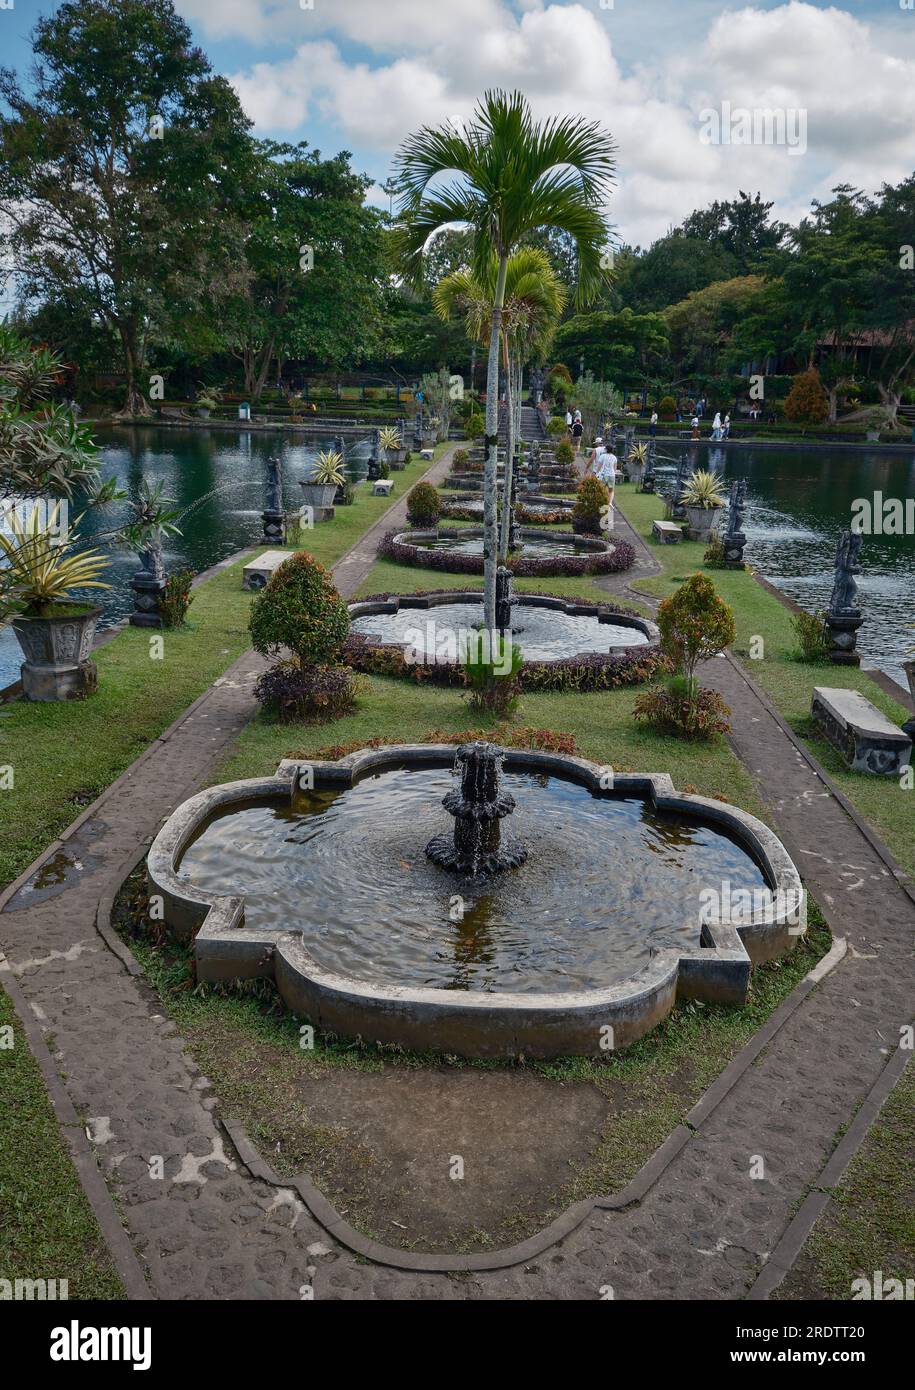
425, 742, 528, 876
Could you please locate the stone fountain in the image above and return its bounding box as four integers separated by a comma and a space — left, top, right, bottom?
425, 742, 528, 876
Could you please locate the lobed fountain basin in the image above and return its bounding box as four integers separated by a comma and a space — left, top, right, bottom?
147, 745, 804, 1059
382, 527, 633, 577
348, 592, 659, 665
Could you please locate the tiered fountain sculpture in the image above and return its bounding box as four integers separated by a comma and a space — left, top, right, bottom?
425, 742, 528, 876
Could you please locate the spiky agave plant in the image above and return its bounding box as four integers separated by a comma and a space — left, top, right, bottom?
681, 469, 725, 509
0, 501, 109, 616
311, 450, 347, 486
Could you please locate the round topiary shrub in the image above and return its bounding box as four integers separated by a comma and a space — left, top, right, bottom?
555, 439, 574, 466
546, 415, 568, 436
464, 412, 485, 439
572, 475, 610, 534
407, 481, 441, 527
453, 448, 470, 467
658, 394, 676, 419
249, 550, 350, 670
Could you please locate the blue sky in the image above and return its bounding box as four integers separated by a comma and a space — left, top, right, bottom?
3, 0, 915, 245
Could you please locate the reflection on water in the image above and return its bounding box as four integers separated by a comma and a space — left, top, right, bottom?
178, 766, 768, 993
0, 424, 372, 687
351, 600, 648, 661
658, 442, 915, 684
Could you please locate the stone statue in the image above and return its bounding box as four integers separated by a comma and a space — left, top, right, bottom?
828, 530, 863, 614
722, 478, 748, 569
725, 478, 747, 538
824, 529, 864, 664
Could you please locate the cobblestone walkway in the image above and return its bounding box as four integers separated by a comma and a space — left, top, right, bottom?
1, 478, 911, 1300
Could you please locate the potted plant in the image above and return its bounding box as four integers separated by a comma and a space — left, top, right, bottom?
682, 469, 725, 541
195, 384, 221, 419
1, 502, 109, 700
627, 442, 649, 486
379, 425, 406, 468
300, 449, 346, 513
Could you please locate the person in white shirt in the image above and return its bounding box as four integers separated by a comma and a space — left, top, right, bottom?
565, 409, 573, 429
593, 445, 617, 507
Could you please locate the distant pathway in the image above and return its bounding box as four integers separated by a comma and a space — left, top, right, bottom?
0, 472, 911, 1300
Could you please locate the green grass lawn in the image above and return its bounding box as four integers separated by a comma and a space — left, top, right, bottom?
617, 486, 914, 881
0, 988, 124, 1299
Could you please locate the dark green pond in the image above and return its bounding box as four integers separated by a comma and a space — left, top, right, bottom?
657, 441, 915, 684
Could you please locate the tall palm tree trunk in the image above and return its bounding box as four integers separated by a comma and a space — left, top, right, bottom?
483, 257, 508, 631
499, 338, 515, 562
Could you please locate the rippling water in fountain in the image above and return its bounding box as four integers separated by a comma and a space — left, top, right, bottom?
351, 601, 648, 661
178, 766, 769, 993
411, 532, 599, 559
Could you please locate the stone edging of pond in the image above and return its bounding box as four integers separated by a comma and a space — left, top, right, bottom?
343, 590, 662, 692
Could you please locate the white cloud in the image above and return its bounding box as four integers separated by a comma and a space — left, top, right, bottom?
222, 1, 915, 246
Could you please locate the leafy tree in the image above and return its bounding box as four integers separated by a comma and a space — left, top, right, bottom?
395, 89, 615, 630
784, 367, 829, 425
664, 276, 767, 375
0, 0, 254, 415
613, 234, 738, 313
220, 141, 386, 399
555, 306, 669, 385
679, 192, 786, 274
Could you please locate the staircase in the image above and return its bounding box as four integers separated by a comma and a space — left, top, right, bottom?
497, 405, 546, 445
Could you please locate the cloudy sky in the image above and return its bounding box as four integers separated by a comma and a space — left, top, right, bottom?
4, 0, 915, 246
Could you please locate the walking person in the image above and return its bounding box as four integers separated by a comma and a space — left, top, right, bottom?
571, 411, 583, 455
649, 409, 658, 437
594, 441, 617, 524
691, 414, 700, 441
711, 410, 722, 441
723, 412, 731, 440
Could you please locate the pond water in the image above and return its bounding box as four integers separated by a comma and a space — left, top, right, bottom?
0, 424, 372, 689
408, 531, 599, 559
177, 765, 769, 993
655, 441, 915, 685
351, 600, 649, 662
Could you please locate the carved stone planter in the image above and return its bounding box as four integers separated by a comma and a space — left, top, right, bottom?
685, 504, 723, 542
11, 602, 100, 701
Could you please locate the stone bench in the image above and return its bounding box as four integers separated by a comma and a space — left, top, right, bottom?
811, 686, 912, 775
372, 479, 394, 496
652, 519, 683, 544
242, 549, 289, 590
419, 448, 435, 460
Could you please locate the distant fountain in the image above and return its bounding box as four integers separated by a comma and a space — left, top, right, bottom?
425, 742, 529, 876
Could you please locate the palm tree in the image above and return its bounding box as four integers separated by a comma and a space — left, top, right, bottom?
434, 248, 566, 559
394, 90, 615, 631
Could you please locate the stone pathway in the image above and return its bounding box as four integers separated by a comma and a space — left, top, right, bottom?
1, 475, 911, 1300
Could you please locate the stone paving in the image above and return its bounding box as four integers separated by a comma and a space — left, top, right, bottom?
1, 472, 912, 1300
